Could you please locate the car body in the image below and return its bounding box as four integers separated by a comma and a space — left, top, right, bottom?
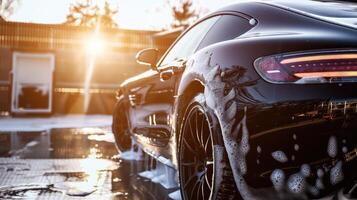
112, 0, 357, 199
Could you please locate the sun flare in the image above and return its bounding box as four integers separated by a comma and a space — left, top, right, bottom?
86, 36, 105, 55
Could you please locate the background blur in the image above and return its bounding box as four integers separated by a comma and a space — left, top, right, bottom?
0, 1, 239, 199
0, 0, 235, 116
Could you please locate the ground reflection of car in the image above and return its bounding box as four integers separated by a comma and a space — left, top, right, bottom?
112, 0, 357, 199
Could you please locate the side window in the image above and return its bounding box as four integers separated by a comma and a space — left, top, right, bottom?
159, 16, 220, 67
197, 15, 252, 50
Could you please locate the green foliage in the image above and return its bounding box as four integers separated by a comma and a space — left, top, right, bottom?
65, 0, 118, 28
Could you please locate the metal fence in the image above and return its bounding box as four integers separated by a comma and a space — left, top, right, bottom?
0, 21, 166, 51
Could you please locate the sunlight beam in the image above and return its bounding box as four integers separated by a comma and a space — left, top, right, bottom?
84, 21, 103, 113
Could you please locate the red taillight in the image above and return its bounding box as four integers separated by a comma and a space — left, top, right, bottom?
254, 51, 357, 84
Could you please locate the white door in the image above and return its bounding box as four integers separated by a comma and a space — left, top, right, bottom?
11, 52, 55, 114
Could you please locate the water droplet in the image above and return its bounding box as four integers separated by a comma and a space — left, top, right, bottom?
300, 164, 310, 177
291, 155, 295, 161
327, 136, 338, 158
271, 169, 285, 191
342, 146, 348, 153
294, 144, 299, 151
293, 134, 297, 140
257, 146, 262, 153
272, 151, 288, 163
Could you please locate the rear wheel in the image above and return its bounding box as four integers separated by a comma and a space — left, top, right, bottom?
178, 94, 241, 200
179, 103, 214, 199
112, 101, 131, 152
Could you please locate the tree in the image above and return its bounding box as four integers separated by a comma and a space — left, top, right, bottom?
170, 0, 198, 28
99, 1, 118, 28
0, 0, 18, 20
65, 0, 118, 28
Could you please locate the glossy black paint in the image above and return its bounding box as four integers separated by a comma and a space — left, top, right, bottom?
114, 0, 357, 198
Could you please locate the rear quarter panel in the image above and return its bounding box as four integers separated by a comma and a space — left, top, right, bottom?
177, 24, 357, 197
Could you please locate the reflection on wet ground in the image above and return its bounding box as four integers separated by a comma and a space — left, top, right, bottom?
0, 127, 175, 199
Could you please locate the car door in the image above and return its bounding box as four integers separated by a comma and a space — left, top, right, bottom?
129, 16, 221, 148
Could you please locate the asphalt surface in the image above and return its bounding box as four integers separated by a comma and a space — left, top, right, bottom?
0, 126, 176, 199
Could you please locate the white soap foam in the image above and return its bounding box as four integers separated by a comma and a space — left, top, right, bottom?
138, 161, 177, 189
87, 134, 115, 143
168, 189, 182, 200
287, 173, 306, 194
330, 161, 344, 185
119, 148, 143, 161
272, 151, 288, 163
300, 164, 311, 177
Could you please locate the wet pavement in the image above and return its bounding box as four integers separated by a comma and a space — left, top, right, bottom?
0, 126, 177, 199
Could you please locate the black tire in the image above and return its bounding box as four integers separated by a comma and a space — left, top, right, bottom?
178, 93, 240, 200
112, 100, 131, 152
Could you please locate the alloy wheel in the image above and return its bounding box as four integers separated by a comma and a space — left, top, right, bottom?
179, 104, 215, 200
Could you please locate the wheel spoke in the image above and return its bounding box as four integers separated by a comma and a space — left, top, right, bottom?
200, 112, 205, 146
204, 135, 211, 152
201, 178, 206, 200
182, 137, 199, 157
189, 117, 201, 148
200, 115, 206, 149
195, 111, 203, 147
181, 161, 196, 166
190, 179, 201, 200
205, 173, 212, 190
183, 172, 198, 190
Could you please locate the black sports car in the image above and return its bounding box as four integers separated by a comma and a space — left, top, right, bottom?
112, 0, 357, 199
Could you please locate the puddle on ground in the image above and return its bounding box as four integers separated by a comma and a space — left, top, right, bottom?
0, 127, 176, 199
0, 127, 117, 159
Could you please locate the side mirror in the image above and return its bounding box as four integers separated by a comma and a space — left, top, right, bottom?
136, 48, 158, 70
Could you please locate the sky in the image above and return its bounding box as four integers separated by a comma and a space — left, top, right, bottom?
8, 0, 238, 30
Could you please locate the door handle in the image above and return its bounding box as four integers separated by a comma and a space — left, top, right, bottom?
160, 69, 174, 82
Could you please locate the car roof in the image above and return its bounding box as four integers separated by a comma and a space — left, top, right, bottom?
267, 0, 357, 29
265, 0, 357, 18
216, 0, 357, 30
